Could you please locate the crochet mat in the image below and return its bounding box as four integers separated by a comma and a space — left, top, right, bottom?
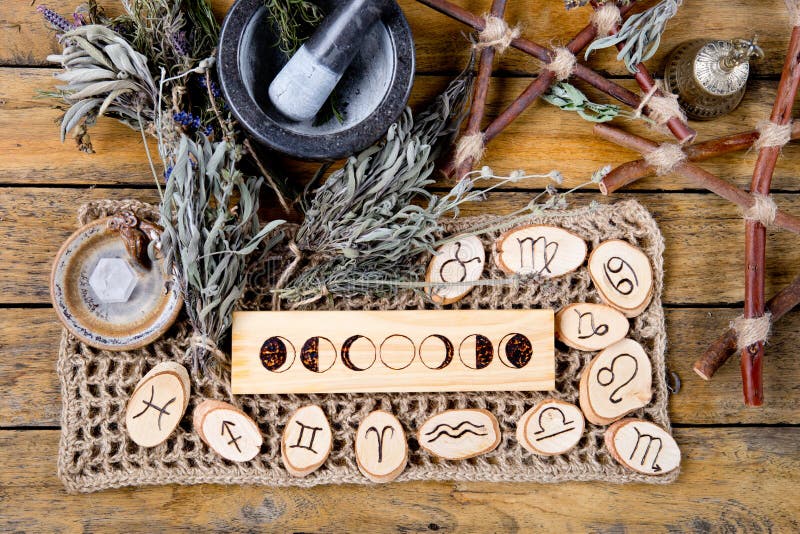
58, 198, 675, 493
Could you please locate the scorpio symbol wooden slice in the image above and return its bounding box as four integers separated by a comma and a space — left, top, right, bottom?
355, 410, 407, 483
417, 409, 500, 460
194, 400, 262, 462
579, 338, 653, 426
605, 419, 681, 475
426, 236, 485, 304
556, 303, 630, 351
494, 225, 587, 277
588, 240, 654, 317
516, 399, 584, 456
125, 361, 190, 448
281, 405, 333, 477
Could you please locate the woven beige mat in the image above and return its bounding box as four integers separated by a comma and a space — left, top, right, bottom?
58, 198, 674, 493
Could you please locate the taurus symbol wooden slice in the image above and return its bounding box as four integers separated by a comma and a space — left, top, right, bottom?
417, 409, 500, 460
355, 410, 407, 483
556, 303, 630, 351
426, 236, 485, 304
579, 339, 653, 425
193, 400, 262, 462
589, 240, 654, 318
516, 399, 585, 456
605, 419, 681, 475
281, 405, 333, 477
494, 225, 587, 278
125, 361, 190, 448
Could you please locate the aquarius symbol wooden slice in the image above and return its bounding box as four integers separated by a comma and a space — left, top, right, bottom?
281, 405, 333, 477
556, 303, 630, 351
426, 236, 485, 304
579, 338, 653, 425
125, 361, 190, 448
605, 419, 681, 475
355, 410, 407, 483
194, 400, 262, 462
516, 399, 585, 456
417, 409, 501, 460
588, 240, 654, 318
494, 225, 587, 277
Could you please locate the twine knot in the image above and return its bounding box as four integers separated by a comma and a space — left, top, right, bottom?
644, 143, 686, 175
452, 132, 486, 173
546, 47, 576, 81
189, 334, 227, 361
635, 81, 686, 125
475, 15, 520, 54
731, 313, 772, 351
591, 3, 621, 37
754, 120, 792, 151
787, 0, 800, 26
743, 193, 778, 227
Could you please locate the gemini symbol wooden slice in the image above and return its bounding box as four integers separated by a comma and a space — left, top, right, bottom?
356, 410, 407, 483
281, 405, 333, 477
588, 240, 654, 317
579, 339, 653, 426
125, 361, 190, 448
417, 409, 501, 460
556, 303, 630, 351
605, 419, 681, 475
516, 399, 585, 456
194, 400, 262, 462
426, 236, 485, 304
494, 225, 587, 277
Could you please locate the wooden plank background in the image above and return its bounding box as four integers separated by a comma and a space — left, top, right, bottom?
1, 0, 799, 531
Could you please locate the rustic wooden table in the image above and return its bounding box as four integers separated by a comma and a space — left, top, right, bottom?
1, 0, 798, 531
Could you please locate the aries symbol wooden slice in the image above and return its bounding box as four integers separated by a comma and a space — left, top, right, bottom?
494, 225, 587, 277
125, 361, 190, 448
556, 303, 630, 351
417, 409, 501, 460
193, 400, 262, 462
426, 236, 485, 304
605, 419, 681, 475
579, 338, 653, 425
589, 240, 654, 317
281, 405, 332, 477
516, 399, 584, 456
355, 410, 407, 483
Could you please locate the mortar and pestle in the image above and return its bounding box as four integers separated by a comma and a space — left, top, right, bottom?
218, 0, 415, 160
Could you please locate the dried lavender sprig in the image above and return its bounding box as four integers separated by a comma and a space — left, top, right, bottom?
37, 5, 75, 33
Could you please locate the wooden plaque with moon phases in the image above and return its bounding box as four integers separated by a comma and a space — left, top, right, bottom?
556, 303, 630, 351
605, 419, 681, 475
425, 236, 485, 304
516, 399, 585, 456
231, 310, 554, 394
494, 225, 587, 277
588, 240, 654, 317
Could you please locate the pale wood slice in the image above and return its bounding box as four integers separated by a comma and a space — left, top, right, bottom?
518, 399, 585, 456
425, 236, 485, 305
556, 303, 630, 351
579, 338, 653, 426
355, 410, 407, 483
417, 409, 500, 460
281, 405, 333, 478
125, 366, 189, 448
193, 400, 262, 463
588, 240, 654, 318
135, 361, 191, 413
494, 225, 587, 277
605, 418, 681, 475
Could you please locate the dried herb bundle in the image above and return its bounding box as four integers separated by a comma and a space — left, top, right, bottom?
543, 82, 625, 123
263, 0, 324, 56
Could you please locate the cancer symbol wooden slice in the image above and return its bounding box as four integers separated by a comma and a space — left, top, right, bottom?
426, 236, 485, 304
588, 240, 654, 317
281, 405, 333, 477
355, 410, 407, 483
194, 400, 262, 462
494, 225, 587, 277
417, 409, 500, 460
605, 419, 681, 475
125, 361, 190, 448
517, 399, 584, 456
579, 338, 653, 426
556, 303, 630, 351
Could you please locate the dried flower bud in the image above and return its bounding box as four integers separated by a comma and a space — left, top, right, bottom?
548, 170, 564, 184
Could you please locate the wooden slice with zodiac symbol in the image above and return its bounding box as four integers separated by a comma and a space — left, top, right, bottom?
588, 240, 654, 318
426, 236, 485, 304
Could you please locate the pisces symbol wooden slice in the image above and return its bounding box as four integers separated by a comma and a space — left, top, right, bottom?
579, 338, 653, 425
426, 236, 485, 304
605, 419, 681, 475
589, 240, 654, 317
125, 361, 190, 448
281, 405, 333, 477
193, 400, 262, 462
417, 409, 501, 460
556, 303, 630, 351
494, 225, 587, 277
516, 399, 584, 456
355, 410, 407, 483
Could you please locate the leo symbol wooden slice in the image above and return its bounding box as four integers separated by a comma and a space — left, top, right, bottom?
125, 361, 190, 448
355, 410, 407, 483
516, 399, 584, 456
281, 405, 333, 477
194, 400, 262, 462
426, 236, 485, 304
556, 303, 630, 351
605, 419, 681, 475
417, 409, 500, 460
588, 240, 654, 317
494, 224, 586, 277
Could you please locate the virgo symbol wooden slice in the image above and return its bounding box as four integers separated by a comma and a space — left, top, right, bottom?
355, 410, 407, 483
125, 361, 190, 448
556, 303, 630, 351
589, 240, 653, 317
516, 399, 584, 456
417, 409, 501, 460
605, 419, 681, 475
494, 225, 587, 277
426, 236, 485, 304
194, 400, 262, 462
281, 405, 333, 477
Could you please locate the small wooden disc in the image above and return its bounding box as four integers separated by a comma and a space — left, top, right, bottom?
494, 224, 587, 277
125, 362, 190, 448
588, 240, 654, 317
556, 303, 630, 351
281, 405, 333, 477
426, 236, 485, 304
517, 399, 585, 456
355, 410, 407, 483
417, 409, 500, 460
193, 400, 262, 463
605, 418, 681, 475
579, 338, 652, 426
